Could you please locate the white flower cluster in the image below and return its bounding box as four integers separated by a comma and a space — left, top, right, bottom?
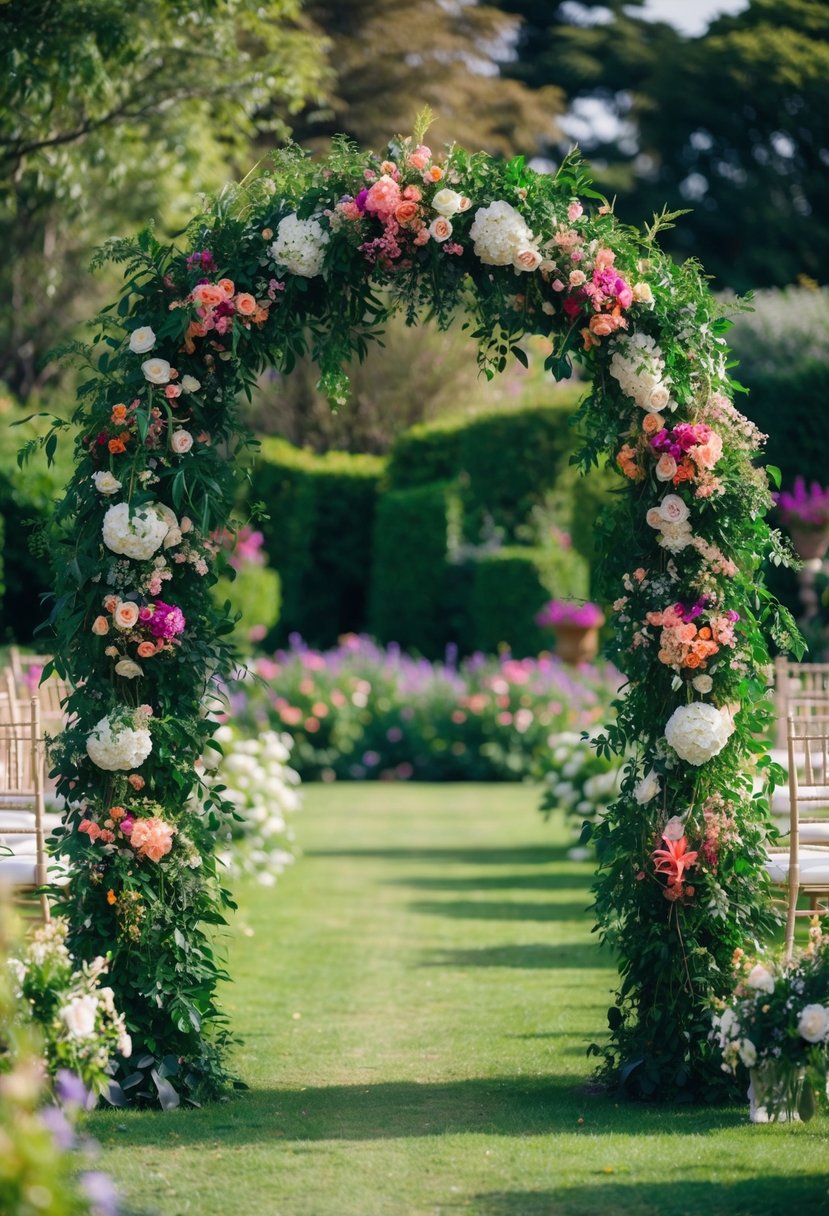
468, 200, 542, 272
86, 711, 152, 771
711, 1006, 758, 1070
102, 501, 177, 560
270, 213, 329, 278
543, 731, 625, 857
646, 494, 693, 554
664, 702, 734, 766
202, 726, 301, 886
608, 332, 673, 412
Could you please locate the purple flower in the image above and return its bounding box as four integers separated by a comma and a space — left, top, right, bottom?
148, 601, 186, 640
40, 1104, 76, 1149
55, 1068, 88, 1110
79, 1171, 120, 1216
535, 600, 605, 629
355, 189, 369, 213
774, 477, 829, 529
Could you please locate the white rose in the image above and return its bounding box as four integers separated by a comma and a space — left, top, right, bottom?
431, 188, 464, 216
632, 282, 654, 305
664, 702, 734, 766
659, 494, 690, 525
270, 213, 329, 278
746, 963, 775, 994
655, 454, 678, 482
428, 217, 453, 243
692, 675, 714, 694
93, 471, 122, 496
716, 1007, 737, 1040
113, 601, 139, 630
663, 815, 685, 841
128, 326, 156, 354
61, 994, 98, 1040
634, 769, 661, 804
114, 660, 143, 680
118, 1030, 133, 1058
180, 375, 201, 393
646, 384, 670, 413
513, 247, 543, 273
102, 502, 171, 561
170, 429, 193, 455
141, 357, 172, 385
738, 1038, 757, 1068
798, 1003, 829, 1043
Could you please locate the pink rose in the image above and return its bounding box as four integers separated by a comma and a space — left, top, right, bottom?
567, 200, 583, 221
364, 175, 402, 219
130, 816, 175, 863
407, 145, 431, 171
113, 602, 140, 630
645, 507, 664, 529
428, 217, 452, 243
164, 384, 182, 399
92, 616, 109, 636
659, 494, 690, 524
170, 429, 193, 455
655, 454, 678, 482
514, 248, 542, 272
569, 269, 587, 287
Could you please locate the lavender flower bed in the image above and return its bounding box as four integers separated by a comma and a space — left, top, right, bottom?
227, 634, 621, 782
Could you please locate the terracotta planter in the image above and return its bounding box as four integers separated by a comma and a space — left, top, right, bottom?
552, 622, 602, 665
789, 525, 829, 562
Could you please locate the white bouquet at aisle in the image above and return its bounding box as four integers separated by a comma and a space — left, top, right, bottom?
269, 213, 329, 278
664, 702, 734, 766
86, 707, 152, 771
468, 200, 541, 271
102, 501, 175, 560
200, 725, 301, 885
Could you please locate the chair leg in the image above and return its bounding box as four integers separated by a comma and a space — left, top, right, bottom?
39, 889, 51, 923
784, 871, 799, 962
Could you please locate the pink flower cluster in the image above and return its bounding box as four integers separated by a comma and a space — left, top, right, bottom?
536, 599, 605, 629
544, 240, 635, 346
178, 275, 269, 353
645, 600, 739, 672
147, 600, 186, 640
648, 422, 723, 493
79, 806, 175, 863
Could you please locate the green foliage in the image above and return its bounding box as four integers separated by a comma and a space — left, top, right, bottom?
213, 563, 281, 654
385, 418, 467, 490
368, 482, 453, 656
467, 548, 549, 657
251, 437, 383, 647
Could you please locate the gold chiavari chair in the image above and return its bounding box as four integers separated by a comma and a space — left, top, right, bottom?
0, 697, 51, 922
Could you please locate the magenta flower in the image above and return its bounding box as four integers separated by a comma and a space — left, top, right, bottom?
774, 477, 829, 529
148, 601, 186, 639
535, 599, 605, 629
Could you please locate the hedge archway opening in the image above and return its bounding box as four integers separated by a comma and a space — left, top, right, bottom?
35, 120, 798, 1106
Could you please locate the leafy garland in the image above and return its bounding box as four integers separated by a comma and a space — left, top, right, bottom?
29, 115, 798, 1103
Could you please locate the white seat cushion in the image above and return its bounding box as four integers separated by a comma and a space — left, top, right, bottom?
800, 823, 829, 845
0, 855, 39, 884
764, 849, 829, 885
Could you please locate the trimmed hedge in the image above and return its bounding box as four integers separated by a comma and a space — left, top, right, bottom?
743, 363, 829, 489
467, 548, 549, 657
368, 481, 454, 656
386, 403, 576, 540
251, 438, 384, 648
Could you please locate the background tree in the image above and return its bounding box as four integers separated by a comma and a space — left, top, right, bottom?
0, 0, 329, 397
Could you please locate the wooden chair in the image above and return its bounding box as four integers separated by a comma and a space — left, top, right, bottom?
763, 714, 829, 959
0, 697, 51, 922
773, 657, 829, 749
4, 652, 73, 735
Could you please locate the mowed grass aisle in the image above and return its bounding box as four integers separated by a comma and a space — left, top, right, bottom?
90, 785, 829, 1216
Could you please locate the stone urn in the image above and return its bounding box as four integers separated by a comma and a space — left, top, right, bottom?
789, 524, 829, 562
553, 621, 603, 664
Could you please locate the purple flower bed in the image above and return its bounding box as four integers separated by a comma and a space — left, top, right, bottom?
228, 633, 621, 782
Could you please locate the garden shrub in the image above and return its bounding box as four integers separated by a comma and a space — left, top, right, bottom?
250, 437, 384, 647
467, 547, 550, 657
384, 415, 467, 490
368, 480, 455, 656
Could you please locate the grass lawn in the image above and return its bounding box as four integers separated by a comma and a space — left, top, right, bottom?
89, 783, 829, 1216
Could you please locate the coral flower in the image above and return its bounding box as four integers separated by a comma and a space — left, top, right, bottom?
653, 834, 698, 887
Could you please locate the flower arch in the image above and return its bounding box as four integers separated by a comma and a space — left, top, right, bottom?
38, 121, 798, 1105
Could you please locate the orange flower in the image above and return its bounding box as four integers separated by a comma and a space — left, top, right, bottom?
683, 652, 702, 669
136, 641, 156, 659
235, 292, 257, 316
424, 165, 444, 182
127, 774, 145, 791
581, 327, 600, 351
698, 626, 712, 640
672, 458, 695, 485
641, 413, 664, 436
111, 403, 128, 425
108, 437, 126, 455
109, 806, 126, 821
106, 889, 117, 905
217, 278, 235, 299
653, 834, 698, 886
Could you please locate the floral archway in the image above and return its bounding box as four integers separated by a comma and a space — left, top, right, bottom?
38, 119, 798, 1105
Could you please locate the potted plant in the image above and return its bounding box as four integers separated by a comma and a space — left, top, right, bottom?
535, 599, 605, 664
711, 920, 829, 1123
774, 477, 829, 561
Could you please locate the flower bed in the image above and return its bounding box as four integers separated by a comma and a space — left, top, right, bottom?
227, 634, 621, 782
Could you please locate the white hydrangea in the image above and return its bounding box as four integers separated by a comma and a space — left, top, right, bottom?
797, 1003, 829, 1043
86, 713, 152, 771
270, 213, 329, 278
664, 703, 734, 766
608, 333, 673, 412
102, 501, 174, 560
468, 200, 541, 271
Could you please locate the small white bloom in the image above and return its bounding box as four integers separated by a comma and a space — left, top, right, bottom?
634, 770, 661, 804
61, 994, 98, 1040
93, 471, 122, 496
692, 674, 714, 694
180, 375, 201, 393
746, 963, 775, 995
114, 659, 143, 680
141, 357, 172, 385
128, 326, 156, 354
270, 213, 328, 278
797, 1003, 829, 1043
431, 188, 464, 216
738, 1038, 757, 1068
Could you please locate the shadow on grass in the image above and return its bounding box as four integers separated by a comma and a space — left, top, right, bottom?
91, 1076, 749, 1145
387, 873, 592, 893
468, 1176, 829, 1216
421, 944, 609, 970
410, 899, 591, 923
307, 845, 574, 866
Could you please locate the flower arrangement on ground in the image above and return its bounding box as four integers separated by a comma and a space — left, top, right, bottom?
28, 110, 798, 1101
537, 732, 625, 854
711, 920, 829, 1122
229, 634, 620, 783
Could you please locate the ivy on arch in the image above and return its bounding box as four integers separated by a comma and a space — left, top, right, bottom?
33, 116, 800, 1105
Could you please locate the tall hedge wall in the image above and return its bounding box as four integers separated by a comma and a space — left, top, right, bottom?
468, 548, 549, 657
251, 438, 384, 647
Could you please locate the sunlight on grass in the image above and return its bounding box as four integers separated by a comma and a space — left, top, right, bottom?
89, 784, 829, 1216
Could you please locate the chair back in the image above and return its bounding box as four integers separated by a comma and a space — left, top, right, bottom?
0, 697, 49, 919
787, 713, 829, 857
775, 658, 829, 747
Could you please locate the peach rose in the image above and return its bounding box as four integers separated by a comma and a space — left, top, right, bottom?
92, 616, 109, 636
191, 284, 224, 310
514, 248, 542, 272
423, 165, 444, 182
165, 384, 182, 399
428, 217, 452, 243
136, 641, 156, 659
589, 314, 615, 337
645, 507, 664, 529
130, 817, 175, 863
113, 602, 140, 630
407, 145, 432, 171
170, 429, 193, 455
111, 404, 128, 424
217, 278, 235, 298
402, 185, 422, 201
235, 293, 257, 316
394, 201, 420, 225
641, 413, 664, 435
127, 774, 145, 791
655, 454, 678, 482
